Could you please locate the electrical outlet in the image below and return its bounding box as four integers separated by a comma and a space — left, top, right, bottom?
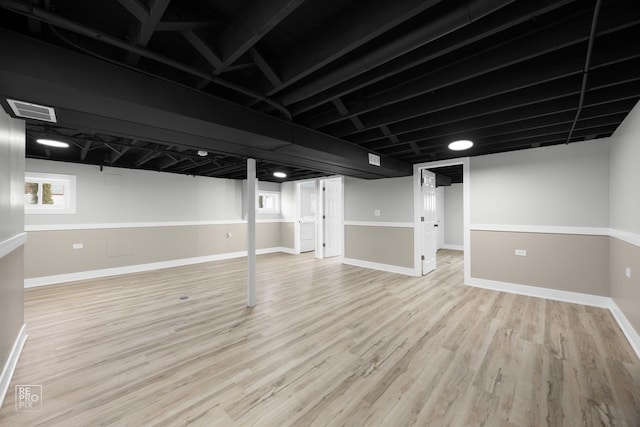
515, 249, 527, 256
374, 209, 381, 216
626, 267, 631, 279
72, 243, 83, 249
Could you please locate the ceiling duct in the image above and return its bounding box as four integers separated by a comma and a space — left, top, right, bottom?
7, 98, 57, 122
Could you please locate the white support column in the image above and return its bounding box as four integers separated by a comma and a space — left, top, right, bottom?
247, 158, 257, 307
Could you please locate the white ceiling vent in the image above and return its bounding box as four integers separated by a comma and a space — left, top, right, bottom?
7, 99, 57, 123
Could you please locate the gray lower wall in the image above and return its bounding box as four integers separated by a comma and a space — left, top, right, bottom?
610, 237, 640, 334
470, 230, 609, 296
25, 222, 284, 279
281, 222, 294, 250
344, 225, 413, 269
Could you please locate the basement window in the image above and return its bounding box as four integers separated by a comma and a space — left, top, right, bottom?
258, 191, 280, 213
25, 172, 76, 214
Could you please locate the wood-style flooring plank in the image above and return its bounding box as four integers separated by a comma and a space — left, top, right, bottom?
1, 250, 639, 426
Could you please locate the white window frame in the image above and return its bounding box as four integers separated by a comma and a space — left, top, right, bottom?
25, 172, 77, 214
257, 190, 280, 213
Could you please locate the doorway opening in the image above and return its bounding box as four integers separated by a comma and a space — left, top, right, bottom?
413, 159, 469, 282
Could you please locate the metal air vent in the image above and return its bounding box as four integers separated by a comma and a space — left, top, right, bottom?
7, 99, 57, 123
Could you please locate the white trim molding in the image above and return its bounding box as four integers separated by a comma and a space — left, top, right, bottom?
609, 228, 640, 248
609, 300, 640, 360
470, 224, 611, 236
24, 219, 288, 232
467, 277, 611, 308
344, 221, 414, 228
24, 247, 294, 288
441, 244, 464, 251
343, 257, 417, 277
0, 233, 27, 259
0, 324, 27, 412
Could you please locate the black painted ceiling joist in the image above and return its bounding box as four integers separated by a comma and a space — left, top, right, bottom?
0, 28, 411, 179
286, 0, 580, 115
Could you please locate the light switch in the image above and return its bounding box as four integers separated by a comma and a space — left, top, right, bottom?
626, 267, 631, 278
73, 243, 83, 249
374, 209, 381, 216
515, 249, 527, 256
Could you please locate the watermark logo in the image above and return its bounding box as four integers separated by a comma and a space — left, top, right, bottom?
15, 385, 43, 412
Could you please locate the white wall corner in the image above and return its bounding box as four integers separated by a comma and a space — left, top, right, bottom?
0, 324, 27, 412
609, 300, 640, 361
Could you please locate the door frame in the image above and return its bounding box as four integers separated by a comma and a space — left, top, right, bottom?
413, 158, 470, 284
316, 176, 344, 259
294, 179, 318, 254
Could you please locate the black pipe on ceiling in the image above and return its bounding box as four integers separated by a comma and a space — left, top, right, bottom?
566, 0, 603, 144
0, 0, 293, 120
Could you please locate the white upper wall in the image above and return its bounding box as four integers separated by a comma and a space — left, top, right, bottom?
609, 100, 640, 235
344, 176, 413, 222
25, 159, 244, 225
469, 139, 610, 227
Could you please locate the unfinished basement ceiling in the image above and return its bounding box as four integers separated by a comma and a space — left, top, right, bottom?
0, 0, 638, 182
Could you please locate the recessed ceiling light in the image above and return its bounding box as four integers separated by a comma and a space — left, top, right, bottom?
36, 139, 69, 148
448, 139, 473, 151
197, 150, 208, 157
273, 171, 287, 178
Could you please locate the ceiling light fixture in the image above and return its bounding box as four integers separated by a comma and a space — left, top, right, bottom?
273, 171, 287, 178
197, 150, 208, 157
36, 138, 69, 148
448, 139, 473, 151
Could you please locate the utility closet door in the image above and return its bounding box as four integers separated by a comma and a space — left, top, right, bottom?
421, 170, 437, 275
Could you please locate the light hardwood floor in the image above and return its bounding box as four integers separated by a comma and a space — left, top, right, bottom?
1, 250, 639, 426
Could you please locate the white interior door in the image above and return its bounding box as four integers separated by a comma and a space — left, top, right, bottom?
297, 181, 317, 253
421, 170, 437, 275
323, 178, 343, 258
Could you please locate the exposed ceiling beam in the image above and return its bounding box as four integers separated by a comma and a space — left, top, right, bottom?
182, 30, 223, 69
117, 0, 149, 23
331, 98, 364, 131
303, 10, 640, 129
259, 0, 445, 98
363, 98, 637, 151
80, 140, 92, 161
125, 0, 171, 65
347, 77, 640, 144
0, 29, 411, 178
250, 47, 282, 88
156, 20, 223, 32
327, 52, 640, 138
0, 3, 291, 118
215, 0, 308, 73
273, 0, 517, 103
288, 0, 579, 116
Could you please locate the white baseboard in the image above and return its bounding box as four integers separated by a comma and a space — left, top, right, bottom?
24, 247, 293, 288
609, 300, 640, 360
0, 324, 27, 412
342, 258, 417, 277
441, 244, 464, 251
278, 247, 297, 255
467, 277, 611, 308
